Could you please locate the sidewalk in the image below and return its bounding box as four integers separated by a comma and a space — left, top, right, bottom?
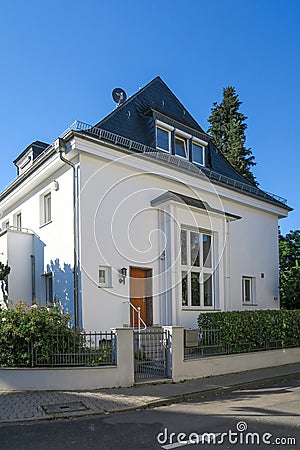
0, 363, 300, 424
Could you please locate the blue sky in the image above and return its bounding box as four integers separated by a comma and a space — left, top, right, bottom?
0, 0, 299, 234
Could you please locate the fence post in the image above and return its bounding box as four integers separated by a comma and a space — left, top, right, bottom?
30, 341, 34, 367
113, 328, 134, 386
163, 326, 184, 381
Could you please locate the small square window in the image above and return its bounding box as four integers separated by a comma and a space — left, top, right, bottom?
192, 142, 205, 166
2, 220, 9, 230
156, 127, 170, 152
98, 266, 112, 288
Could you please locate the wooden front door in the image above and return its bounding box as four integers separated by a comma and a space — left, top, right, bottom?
130, 267, 152, 326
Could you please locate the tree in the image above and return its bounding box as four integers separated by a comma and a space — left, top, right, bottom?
0, 262, 10, 309
207, 86, 257, 185
279, 230, 300, 309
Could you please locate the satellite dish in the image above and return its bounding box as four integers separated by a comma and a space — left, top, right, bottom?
112, 87, 127, 107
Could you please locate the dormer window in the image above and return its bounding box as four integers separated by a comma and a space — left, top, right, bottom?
155, 120, 207, 167
175, 136, 187, 158
192, 141, 205, 166
156, 127, 170, 152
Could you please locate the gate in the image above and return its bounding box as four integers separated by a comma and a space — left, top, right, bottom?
134, 328, 169, 382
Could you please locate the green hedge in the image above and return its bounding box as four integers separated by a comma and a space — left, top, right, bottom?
197, 309, 300, 350
0, 302, 76, 367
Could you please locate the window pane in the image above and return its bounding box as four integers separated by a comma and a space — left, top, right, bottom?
46, 275, 53, 303
157, 128, 169, 151
243, 279, 251, 302
192, 143, 204, 165
190, 232, 200, 266
191, 272, 200, 306
181, 271, 188, 306
175, 137, 186, 158
99, 269, 106, 284
203, 234, 212, 268
204, 273, 213, 306
44, 193, 51, 223
16, 213, 22, 230
181, 230, 187, 265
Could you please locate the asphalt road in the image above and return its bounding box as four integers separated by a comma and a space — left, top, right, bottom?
1, 378, 299, 450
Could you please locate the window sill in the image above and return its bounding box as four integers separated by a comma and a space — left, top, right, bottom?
156, 146, 170, 153
98, 285, 113, 289
242, 303, 258, 306
182, 307, 217, 311
40, 220, 52, 228
192, 160, 205, 167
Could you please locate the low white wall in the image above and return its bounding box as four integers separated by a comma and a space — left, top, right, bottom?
0, 328, 134, 391
164, 326, 300, 382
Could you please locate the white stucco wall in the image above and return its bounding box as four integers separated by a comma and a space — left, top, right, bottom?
0, 156, 75, 312
77, 139, 285, 331
0, 136, 287, 332
223, 200, 280, 311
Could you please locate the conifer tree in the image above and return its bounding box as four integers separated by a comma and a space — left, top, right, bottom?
208, 86, 257, 185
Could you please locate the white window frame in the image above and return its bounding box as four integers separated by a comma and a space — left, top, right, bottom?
2, 220, 9, 230
174, 135, 188, 158
156, 126, 171, 153
14, 212, 22, 230
40, 191, 52, 226
181, 228, 214, 309
44, 272, 53, 304
98, 265, 112, 288
192, 141, 205, 166
242, 276, 256, 304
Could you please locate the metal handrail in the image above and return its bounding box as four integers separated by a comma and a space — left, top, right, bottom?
62, 120, 288, 207
129, 301, 147, 332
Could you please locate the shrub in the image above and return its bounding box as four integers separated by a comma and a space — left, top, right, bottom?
197, 309, 300, 351
0, 302, 76, 367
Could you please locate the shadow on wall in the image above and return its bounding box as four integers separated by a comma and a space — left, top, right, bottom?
47, 259, 74, 321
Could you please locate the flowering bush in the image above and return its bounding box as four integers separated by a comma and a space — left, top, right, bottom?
0, 302, 76, 367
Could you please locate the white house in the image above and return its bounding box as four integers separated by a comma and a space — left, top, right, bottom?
0, 77, 292, 331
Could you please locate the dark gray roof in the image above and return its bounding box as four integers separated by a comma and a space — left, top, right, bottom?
13, 141, 49, 166
93, 76, 254, 188
151, 191, 242, 221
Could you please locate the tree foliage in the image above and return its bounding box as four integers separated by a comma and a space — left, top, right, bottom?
207, 86, 257, 185
0, 262, 10, 280
279, 230, 300, 309
0, 302, 74, 367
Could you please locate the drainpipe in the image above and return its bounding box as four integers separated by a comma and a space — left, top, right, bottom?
57, 138, 79, 329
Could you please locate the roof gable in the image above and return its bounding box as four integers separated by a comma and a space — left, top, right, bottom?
92, 76, 255, 187
94, 77, 207, 147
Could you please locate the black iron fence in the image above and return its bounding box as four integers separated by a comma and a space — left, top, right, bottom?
31, 331, 117, 367
184, 329, 300, 359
